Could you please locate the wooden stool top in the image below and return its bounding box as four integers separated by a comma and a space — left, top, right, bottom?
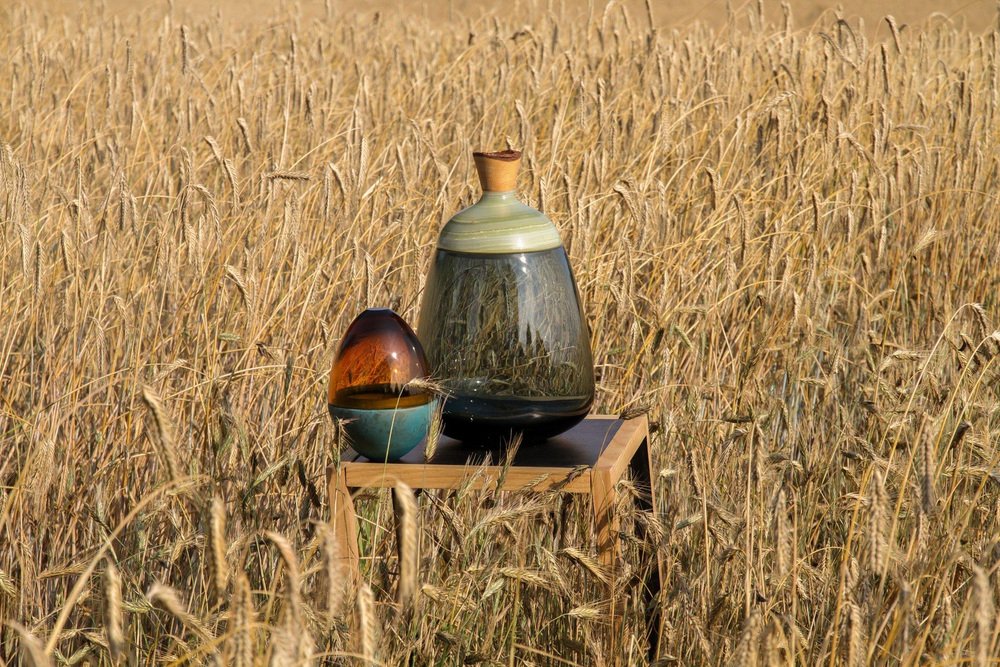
339, 414, 648, 493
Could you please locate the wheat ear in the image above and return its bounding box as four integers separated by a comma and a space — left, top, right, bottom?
392, 482, 419, 609
9, 622, 51, 667
104, 560, 124, 664
209, 497, 229, 602
139, 385, 181, 482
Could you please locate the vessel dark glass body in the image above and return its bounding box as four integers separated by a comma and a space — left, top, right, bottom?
417, 150, 594, 446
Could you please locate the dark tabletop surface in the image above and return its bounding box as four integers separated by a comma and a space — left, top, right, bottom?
344, 417, 623, 469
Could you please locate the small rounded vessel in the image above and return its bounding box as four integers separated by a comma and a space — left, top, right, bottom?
418, 150, 595, 446
328, 308, 435, 461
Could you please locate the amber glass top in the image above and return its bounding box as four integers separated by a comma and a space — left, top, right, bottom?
328, 308, 431, 409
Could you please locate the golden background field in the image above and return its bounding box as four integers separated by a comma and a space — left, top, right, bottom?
35, 0, 1000, 32
1, 0, 999, 664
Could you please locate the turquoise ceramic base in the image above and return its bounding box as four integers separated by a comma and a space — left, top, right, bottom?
329, 400, 436, 462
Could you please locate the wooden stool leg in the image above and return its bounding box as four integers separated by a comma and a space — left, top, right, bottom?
327, 465, 360, 584
628, 436, 664, 661
591, 468, 619, 567
591, 468, 621, 656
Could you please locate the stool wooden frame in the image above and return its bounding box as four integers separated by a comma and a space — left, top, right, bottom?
327, 414, 662, 656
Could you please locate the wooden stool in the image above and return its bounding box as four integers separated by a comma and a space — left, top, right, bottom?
327, 414, 662, 657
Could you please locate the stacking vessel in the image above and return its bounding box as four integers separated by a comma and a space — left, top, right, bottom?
418, 150, 594, 445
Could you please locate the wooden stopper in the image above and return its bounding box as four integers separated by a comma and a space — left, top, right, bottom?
473, 149, 521, 192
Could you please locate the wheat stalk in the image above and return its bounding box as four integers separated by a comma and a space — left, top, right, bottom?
231, 572, 255, 667
209, 497, 228, 602
424, 401, 443, 463
320, 524, 346, 621
391, 482, 419, 609
558, 547, 610, 585
732, 611, 761, 667
236, 117, 254, 153
847, 602, 864, 667
139, 385, 181, 483
356, 582, 377, 664
9, 622, 50, 667
0, 568, 16, 597
146, 583, 211, 641
180, 25, 191, 74
104, 561, 124, 664
775, 489, 791, 585
264, 531, 301, 613
920, 432, 935, 515
868, 472, 889, 575
972, 565, 994, 667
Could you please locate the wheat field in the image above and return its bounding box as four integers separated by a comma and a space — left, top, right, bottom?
1, 0, 999, 664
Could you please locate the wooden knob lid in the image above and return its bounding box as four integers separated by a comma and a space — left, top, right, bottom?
473, 149, 521, 192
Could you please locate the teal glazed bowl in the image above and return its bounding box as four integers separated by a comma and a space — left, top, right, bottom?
330, 399, 437, 462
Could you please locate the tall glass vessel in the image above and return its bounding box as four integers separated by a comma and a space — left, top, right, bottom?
418, 150, 594, 445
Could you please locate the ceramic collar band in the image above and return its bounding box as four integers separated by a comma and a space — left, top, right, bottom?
437, 150, 564, 254
436, 192, 563, 254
